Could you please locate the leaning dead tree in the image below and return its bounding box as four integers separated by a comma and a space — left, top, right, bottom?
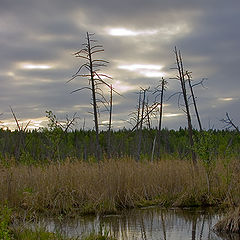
174, 47, 197, 165
69, 32, 113, 162
186, 71, 203, 131
221, 112, 240, 133
129, 87, 160, 161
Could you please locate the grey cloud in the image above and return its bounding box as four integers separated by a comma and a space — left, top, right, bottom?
0, 0, 239, 130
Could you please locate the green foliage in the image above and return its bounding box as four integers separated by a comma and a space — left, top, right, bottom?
194, 131, 217, 168
19, 151, 35, 165
0, 205, 13, 240
0, 127, 240, 163
13, 228, 74, 240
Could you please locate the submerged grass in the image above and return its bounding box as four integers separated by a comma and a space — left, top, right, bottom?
0, 158, 240, 216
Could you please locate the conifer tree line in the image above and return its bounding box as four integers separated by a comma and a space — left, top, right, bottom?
0, 128, 240, 163
0, 32, 239, 163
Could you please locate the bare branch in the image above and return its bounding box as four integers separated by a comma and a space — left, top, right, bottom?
70, 87, 92, 94
91, 49, 104, 54
23, 120, 31, 132
90, 45, 103, 50
221, 112, 239, 132
10, 106, 21, 131
131, 103, 159, 131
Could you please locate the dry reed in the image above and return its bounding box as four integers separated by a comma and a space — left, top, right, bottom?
214, 207, 240, 233
0, 158, 240, 216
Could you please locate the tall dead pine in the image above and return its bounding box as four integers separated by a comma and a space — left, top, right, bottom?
174, 47, 197, 165
69, 32, 112, 162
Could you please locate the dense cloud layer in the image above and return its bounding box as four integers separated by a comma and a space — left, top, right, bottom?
0, 0, 239, 130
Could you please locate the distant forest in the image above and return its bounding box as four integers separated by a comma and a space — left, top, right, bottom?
0, 127, 239, 163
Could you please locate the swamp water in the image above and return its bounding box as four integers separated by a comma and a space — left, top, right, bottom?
34, 207, 239, 240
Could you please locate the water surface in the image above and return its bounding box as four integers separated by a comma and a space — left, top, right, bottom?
39, 207, 239, 240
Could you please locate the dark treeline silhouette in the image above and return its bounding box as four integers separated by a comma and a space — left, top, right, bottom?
0, 128, 239, 163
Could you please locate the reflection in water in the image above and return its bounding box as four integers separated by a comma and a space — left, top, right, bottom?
38, 207, 238, 240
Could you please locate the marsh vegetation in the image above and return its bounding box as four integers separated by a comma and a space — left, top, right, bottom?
1, 34, 240, 238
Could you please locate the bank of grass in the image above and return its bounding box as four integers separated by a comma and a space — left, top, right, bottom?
0, 158, 240, 216
13, 228, 73, 240
13, 229, 116, 240
0, 204, 115, 240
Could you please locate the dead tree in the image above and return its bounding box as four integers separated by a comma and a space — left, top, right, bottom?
107, 84, 113, 158
10, 106, 31, 160
127, 90, 142, 130
69, 32, 113, 162
136, 90, 142, 130
130, 87, 160, 161
186, 71, 203, 131
137, 88, 148, 161
221, 112, 240, 133
151, 77, 168, 160
145, 98, 151, 130
45, 110, 78, 160
174, 47, 197, 165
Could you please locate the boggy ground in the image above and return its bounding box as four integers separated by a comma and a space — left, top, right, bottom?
1, 158, 240, 217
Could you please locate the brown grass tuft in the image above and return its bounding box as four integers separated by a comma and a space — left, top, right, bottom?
214, 207, 240, 233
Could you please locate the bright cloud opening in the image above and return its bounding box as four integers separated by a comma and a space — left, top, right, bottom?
118, 64, 162, 71
107, 28, 158, 36
158, 24, 191, 37
118, 64, 165, 78
164, 113, 183, 118
7, 72, 15, 77
218, 97, 234, 101
113, 80, 136, 93
1, 117, 48, 131
143, 71, 165, 78
20, 63, 52, 70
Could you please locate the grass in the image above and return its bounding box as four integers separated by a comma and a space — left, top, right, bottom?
1, 157, 240, 217
214, 206, 240, 233
13, 228, 116, 240
0, 204, 116, 239
13, 228, 72, 240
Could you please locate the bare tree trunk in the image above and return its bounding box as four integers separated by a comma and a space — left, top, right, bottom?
174, 47, 197, 165
136, 90, 142, 130
158, 78, 165, 135
151, 77, 166, 161
70, 32, 115, 162
145, 100, 151, 130
87, 32, 101, 162
137, 88, 147, 162
107, 85, 113, 158
186, 72, 203, 131
157, 77, 165, 159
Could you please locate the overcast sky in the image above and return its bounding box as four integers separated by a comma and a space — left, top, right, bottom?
0, 0, 240, 130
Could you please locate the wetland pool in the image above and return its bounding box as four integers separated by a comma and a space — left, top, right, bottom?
34, 207, 239, 240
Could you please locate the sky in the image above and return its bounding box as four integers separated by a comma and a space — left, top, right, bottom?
0, 0, 240, 131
